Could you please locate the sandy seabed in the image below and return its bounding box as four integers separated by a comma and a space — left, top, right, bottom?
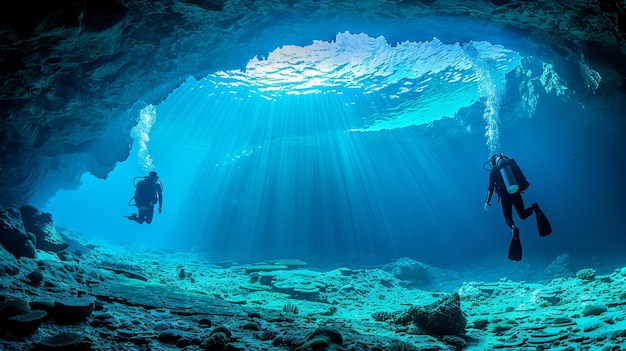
1, 230, 626, 351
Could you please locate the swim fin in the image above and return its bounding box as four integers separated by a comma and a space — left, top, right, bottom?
532, 203, 552, 237
508, 228, 522, 261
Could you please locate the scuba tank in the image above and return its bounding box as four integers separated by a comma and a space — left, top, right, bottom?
128, 175, 164, 206
496, 156, 519, 194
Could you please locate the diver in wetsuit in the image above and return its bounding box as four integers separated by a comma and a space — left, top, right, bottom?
484, 154, 551, 261
125, 171, 163, 224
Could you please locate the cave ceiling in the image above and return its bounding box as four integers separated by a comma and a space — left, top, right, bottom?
0, 0, 625, 206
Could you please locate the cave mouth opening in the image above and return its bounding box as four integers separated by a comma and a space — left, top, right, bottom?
45, 27, 569, 264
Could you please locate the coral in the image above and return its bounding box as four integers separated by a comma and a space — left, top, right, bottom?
320, 305, 337, 316
305, 327, 343, 346
210, 325, 232, 339
384, 340, 419, 351
408, 293, 466, 336
443, 335, 467, 350
204, 325, 233, 350
205, 332, 228, 350
372, 311, 394, 322
260, 330, 279, 341
576, 268, 596, 281
283, 302, 299, 314
297, 327, 344, 351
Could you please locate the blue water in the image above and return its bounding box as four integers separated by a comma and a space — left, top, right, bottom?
43, 24, 626, 271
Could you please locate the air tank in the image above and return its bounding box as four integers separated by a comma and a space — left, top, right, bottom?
497, 157, 518, 194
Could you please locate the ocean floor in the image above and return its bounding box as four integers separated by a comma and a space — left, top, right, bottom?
1, 229, 626, 351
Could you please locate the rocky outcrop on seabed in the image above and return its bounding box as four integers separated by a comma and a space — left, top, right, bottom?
2, 223, 626, 350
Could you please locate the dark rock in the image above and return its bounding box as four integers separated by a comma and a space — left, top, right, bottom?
19, 205, 69, 253
372, 311, 394, 322
206, 331, 229, 350
242, 321, 261, 331
198, 317, 212, 327
260, 330, 279, 341
306, 327, 343, 346
53, 296, 96, 323
7, 310, 47, 336
347, 344, 371, 351
472, 319, 489, 330
26, 269, 45, 286
582, 304, 607, 316
0, 205, 36, 259
442, 335, 468, 350
158, 329, 189, 345
272, 332, 303, 348
382, 257, 431, 287
384, 341, 419, 351
408, 293, 466, 336
0, 298, 31, 320
100, 261, 149, 281
300, 337, 332, 350
210, 325, 232, 338
33, 331, 92, 351
91, 312, 120, 329
0, 244, 19, 275
30, 300, 56, 314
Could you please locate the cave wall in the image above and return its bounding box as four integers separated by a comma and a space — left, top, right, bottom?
1, 0, 624, 206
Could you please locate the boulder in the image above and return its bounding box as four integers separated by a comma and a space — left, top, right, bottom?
0, 205, 36, 258
408, 292, 466, 336
382, 257, 431, 287
0, 243, 20, 275
6, 310, 48, 336
0, 298, 32, 320
19, 205, 69, 253
34, 331, 92, 350
53, 296, 96, 323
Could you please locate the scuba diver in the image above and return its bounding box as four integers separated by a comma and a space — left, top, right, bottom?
125, 171, 163, 224
484, 154, 551, 261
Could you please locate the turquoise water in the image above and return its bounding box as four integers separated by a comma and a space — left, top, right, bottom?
45, 27, 626, 270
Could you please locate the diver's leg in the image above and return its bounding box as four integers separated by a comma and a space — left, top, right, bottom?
512, 194, 534, 220
501, 197, 515, 229
145, 207, 154, 224
136, 206, 148, 224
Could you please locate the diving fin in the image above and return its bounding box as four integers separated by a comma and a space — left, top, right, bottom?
532, 203, 552, 237
508, 228, 522, 261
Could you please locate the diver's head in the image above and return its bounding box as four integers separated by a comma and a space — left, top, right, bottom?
148, 171, 159, 182
489, 155, 499, 168
490, 153, 508, 168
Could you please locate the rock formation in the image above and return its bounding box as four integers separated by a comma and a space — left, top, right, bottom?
1, 0, 625, 206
